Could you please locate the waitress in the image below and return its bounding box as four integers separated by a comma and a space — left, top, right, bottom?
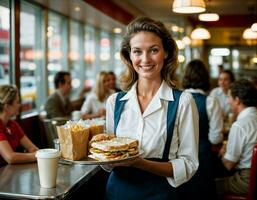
104, 17, 199, 199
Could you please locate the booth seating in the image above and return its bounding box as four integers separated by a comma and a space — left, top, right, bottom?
222, 144, 257, 200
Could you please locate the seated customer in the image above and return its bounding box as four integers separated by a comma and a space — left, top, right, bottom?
45, 71, 74, 119
216, 79, 257, 197
107, 71, 121, 92
209, 70, 235, 118
81, 71, 113, 119
0, 85, 38, 166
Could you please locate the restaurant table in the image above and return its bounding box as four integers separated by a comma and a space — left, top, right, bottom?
0, 162, 100, 199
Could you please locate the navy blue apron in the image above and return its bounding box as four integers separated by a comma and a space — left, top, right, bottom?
178, 93, 216, 200
105, 90, 182, 200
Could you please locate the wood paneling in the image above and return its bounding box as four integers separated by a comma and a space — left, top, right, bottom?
84, 0, 134, 25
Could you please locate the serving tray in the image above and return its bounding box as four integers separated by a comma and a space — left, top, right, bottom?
59, 150, 144, 165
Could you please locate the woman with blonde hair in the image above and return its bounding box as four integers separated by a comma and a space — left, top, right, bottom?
0, 85, 38, 166
81, 71, 113, 119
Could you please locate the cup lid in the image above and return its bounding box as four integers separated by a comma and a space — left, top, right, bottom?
36, 149, 61, 158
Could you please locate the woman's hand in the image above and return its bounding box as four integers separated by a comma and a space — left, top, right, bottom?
219, 141, 227, 157
97, 108, 106, 117
102, 157, 143, 169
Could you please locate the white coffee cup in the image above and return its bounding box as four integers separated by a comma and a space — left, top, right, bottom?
36, 149, 61, 188
72, 110, 82, 120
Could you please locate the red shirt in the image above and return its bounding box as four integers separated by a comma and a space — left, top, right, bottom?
0, 120, 25, 166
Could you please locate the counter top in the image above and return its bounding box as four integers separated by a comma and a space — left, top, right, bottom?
0, 162, 100, 199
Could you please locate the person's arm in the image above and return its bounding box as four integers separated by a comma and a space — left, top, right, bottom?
82, 108, 106, 120
221, 157, 237, 170
109, 157, 173, 177
168, 92, 199, 186
221, 123, 243, 171
20, 135, 39, 153
0, 138, 37, 164
207, 96, 224, 144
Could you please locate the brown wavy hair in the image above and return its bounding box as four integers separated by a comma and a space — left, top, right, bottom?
182, 59, 211, 92
119, 17, 178, 91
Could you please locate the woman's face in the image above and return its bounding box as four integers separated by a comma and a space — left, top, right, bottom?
103, 75, 111, 91
7, 93, 20, 116
129, 31, 166, 81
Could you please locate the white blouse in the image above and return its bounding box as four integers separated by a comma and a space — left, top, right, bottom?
106, 81, 199, 187
185, 88, 223, 144
81, 92, 105, 114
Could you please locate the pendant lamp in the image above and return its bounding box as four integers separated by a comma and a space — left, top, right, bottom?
172, 0, 206, 14
191, 27, 211, 40
251, 23, 257, 32
242, 28, 257, 40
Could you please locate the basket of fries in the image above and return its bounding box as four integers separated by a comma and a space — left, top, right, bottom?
57, 122, 89, 161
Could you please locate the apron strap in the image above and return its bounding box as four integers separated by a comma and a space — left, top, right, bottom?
114, 92, 127, 135
162, 89, 182, 161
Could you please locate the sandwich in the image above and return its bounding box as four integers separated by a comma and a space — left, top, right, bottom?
89, 140, 129, 161
88, 135, 139, 161
111, 137, 139, 156
89, 133, 115, 145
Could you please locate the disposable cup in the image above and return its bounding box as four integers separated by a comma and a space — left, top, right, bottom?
72, 111, 82, 120
35, 149, 61, 188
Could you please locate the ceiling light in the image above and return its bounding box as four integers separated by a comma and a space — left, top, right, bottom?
199, 13, 219, 21
113, 28, 122, 34
182, 36, 191, 45
210, 48, 230, 56
175, 39, 185, 50
171, 25, 179, 32
172, 0, 206, 14
74, 6, 80, 12
178, 55, 185, 63
252, 57, 257, 64
242, 28, 257, 40
251, 23, 257, 32
191, 27, 211, 40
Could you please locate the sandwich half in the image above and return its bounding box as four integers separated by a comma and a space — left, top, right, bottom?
111, 137, 139, 156
89, 140, 129, 161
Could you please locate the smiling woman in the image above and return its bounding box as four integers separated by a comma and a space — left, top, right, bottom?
0, 85, 39, 166
104, 17, 199, 200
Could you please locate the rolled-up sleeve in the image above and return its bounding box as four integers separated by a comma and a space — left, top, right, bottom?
167, 92, 199, 187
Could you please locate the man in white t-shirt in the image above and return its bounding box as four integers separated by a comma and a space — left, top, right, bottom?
216, 79, 257, 197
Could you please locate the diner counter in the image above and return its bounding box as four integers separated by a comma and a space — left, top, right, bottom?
0, 162, 100, 199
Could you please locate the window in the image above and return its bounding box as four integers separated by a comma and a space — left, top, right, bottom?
99, 30, 111, 72
69, 20, 83, 99
0, 0, 10, 85
84, 25, 96, 87
113, 34, 124, 76
48, 12, 68, 95
20, 1, 44, 112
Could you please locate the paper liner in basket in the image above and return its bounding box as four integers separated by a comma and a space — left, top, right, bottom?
56, 124, 89, 161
